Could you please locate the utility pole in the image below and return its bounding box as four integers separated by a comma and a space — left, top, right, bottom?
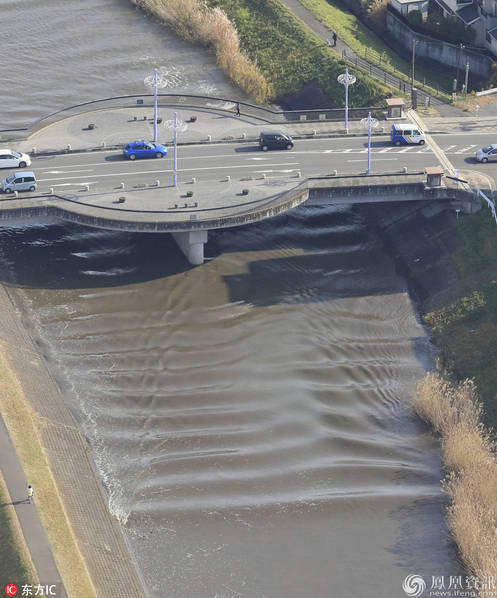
464, 62, 470, 94
411, 38, 416, 89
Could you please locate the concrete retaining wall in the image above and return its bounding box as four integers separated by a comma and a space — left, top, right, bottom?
386, 10, 493, 79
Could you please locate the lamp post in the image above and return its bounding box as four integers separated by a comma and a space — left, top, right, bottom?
455, 43, 465, 93
164, 112, 188, 187
337, 68, 356, 134
411, 38, 417, 90
360, 112, 379, 175
144, 68, 168, 144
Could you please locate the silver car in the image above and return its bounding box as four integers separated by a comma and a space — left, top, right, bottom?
475, 144, 497, 163
1, 171, 37, 193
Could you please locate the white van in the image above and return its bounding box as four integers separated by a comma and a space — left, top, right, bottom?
1, 171, 37, 194
391, 124, 426, 146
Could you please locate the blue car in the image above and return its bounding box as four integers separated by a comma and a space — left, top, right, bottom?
123, 141, 168, 160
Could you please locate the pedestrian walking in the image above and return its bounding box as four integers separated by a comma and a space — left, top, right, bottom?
27, 485, 34, 504
235, 102, 240, 116
332, 31, 337, 47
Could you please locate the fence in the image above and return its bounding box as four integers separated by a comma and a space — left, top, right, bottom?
0, 94, 391, 138
341, 48, 451, 106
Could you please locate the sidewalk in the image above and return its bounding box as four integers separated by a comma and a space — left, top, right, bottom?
277, 0, 465, 117
0, 283, 145, 598
4, 105, 497, 157
0, 416, 66, 597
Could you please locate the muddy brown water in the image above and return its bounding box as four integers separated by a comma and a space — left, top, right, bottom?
0, 1, 462, 596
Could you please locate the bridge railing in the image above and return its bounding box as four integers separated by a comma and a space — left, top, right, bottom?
0, 94, 388, 137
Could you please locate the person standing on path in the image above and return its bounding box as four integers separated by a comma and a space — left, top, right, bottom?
235, 102, 240, 116
27, 484, 34, 504
332, 31, 337, 47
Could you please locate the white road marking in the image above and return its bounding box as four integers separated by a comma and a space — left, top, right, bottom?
44, 169, 94, 174
378, 148, 394, 153
397, 147, 415, 153
37, 162, 301, 183
253, 169, 297, 173
441, 145, 457, 152
347, 158, 398, 162
453, 145, 477, 153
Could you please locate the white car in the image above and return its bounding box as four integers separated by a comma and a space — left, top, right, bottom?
0, 149, 31, 168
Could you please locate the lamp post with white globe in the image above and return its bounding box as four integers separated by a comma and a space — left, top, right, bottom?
144, 68, 168, 144
164, 112, 188, 187
360, 112, 379, 175
337, 68, 356, 134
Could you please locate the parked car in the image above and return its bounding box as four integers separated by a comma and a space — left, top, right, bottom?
391, 124, 425, 146
475, 144, 497, 163
259, 131, 294, 151
1, 171, 37, 194
123, 141, 168, 160
0, 149, 31, 168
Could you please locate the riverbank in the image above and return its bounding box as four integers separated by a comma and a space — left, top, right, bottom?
364, 197, 497, 579
131, 0, 386, 107
0, 473, 38, 589
0, 284, 144, 598
414, 372, 497, 579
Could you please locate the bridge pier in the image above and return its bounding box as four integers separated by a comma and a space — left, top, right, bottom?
172, 230, 208, 265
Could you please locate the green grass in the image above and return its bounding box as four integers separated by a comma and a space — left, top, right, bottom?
0, 477, 37, 588
298, 0, 454, 101
423, 204, 497, 425
207, 0, 387, 106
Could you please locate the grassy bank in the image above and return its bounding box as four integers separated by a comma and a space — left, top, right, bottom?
298, 0, 454, 100
0, 351, 96, 598
414, 373, 497, 577
0, 474, 37, 588
423, 205, 497, 424
133, 0, 386, 106
132, 0, 269, 103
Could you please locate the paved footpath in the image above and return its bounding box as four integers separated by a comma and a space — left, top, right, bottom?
0, 416, 66, 597
276, 0, 465, 117
3, 105, 497, 158
0, 283, 145, 598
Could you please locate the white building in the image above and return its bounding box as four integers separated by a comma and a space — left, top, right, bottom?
391, 0, 429, 19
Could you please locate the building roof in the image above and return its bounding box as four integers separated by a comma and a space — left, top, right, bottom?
393, 0, 427, 4
456, 3, 479, 25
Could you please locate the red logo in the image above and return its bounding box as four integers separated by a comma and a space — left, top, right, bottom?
5, 585, 17, 596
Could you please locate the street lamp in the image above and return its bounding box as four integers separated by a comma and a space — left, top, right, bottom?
164, 112, 188, 187
455, 43, 465, 93
411, 38, 417, 90
360, 112, 379, 175
144, 68, 168, 144
337, 68, 356, 134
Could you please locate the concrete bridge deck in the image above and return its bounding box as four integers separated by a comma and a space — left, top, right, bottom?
0, 97, 488, 263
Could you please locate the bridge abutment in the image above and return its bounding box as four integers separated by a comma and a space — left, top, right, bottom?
172, 230, 208, 265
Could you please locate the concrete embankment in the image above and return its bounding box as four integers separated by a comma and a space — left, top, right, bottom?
0, 284, 144, 598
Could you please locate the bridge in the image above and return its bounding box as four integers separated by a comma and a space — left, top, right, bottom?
0, 95, 490, 264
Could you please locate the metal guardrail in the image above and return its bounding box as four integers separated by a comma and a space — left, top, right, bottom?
0, 93, 390, 137
340, 49, 451, 106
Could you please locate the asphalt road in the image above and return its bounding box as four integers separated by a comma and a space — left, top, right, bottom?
1, 132, 497, 198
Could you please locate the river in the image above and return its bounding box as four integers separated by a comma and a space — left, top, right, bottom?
0, 1, 461, 596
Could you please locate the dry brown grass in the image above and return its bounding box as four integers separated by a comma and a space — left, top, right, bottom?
132, 0, 270, 103
414, 372, 497, 579
0, 349, 96, 598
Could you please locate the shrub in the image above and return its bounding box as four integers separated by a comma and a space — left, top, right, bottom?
406, 11, 476, 45
414, 372, 497, 578
132, 0, 270, 103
